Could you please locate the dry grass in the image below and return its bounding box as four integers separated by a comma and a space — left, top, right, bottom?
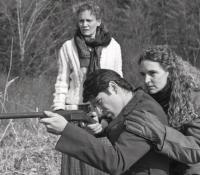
0, 74, 61, 175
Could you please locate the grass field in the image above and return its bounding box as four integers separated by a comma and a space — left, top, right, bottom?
0, 74, 61, 175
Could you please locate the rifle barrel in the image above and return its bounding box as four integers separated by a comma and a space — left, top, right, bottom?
0, 110, 96, 124
0, 112, 44, 119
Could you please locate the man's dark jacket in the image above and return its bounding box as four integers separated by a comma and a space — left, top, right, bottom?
56, 88, 170, 175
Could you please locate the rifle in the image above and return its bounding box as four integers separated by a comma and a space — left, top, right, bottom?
0, 110, 96, 126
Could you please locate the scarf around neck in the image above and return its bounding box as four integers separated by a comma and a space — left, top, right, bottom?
74, 24, 111, 75
150, 80, 172, 114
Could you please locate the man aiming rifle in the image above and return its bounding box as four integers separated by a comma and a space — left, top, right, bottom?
0, 110, 96, 126
40, 69, 170, 175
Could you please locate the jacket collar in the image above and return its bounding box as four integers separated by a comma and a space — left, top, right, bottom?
107, 88, 144, 129
122, 88, 144, 116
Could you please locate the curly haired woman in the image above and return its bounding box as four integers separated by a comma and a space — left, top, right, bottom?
134, 45, 200, 175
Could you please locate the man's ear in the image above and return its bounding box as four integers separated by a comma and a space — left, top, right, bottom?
108, 81, 118, 94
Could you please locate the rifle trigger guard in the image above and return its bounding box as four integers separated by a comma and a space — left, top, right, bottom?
79, 122, 87, 128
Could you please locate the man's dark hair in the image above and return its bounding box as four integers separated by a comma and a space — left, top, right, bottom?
83, 69, 133, 102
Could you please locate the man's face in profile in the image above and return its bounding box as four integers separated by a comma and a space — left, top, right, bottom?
90, 83, 125, 120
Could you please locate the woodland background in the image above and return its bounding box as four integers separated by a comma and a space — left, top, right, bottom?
0, 0, 200, 174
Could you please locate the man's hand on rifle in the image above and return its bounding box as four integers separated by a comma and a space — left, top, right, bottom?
86, 111, 103, 134
40, 111, 68, 135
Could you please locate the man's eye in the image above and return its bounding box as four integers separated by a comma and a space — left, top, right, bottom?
140, 72, 145, 77
149, 72, 156, 76
92, 104, 97, 108
96, 98, 102, 106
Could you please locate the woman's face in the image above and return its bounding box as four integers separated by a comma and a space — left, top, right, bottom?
139, 60, 169, 94
78, 10, 101, 38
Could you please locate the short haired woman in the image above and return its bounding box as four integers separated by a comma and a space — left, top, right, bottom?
52, 2, 123, 175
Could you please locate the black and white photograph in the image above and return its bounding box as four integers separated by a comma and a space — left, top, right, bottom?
0, 0, 200, 174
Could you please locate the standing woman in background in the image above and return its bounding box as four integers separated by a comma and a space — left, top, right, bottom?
52, 1, 123, 175
137, 45, 200, 175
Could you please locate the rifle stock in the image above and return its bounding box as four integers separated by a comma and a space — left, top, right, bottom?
0, 110, 96, 124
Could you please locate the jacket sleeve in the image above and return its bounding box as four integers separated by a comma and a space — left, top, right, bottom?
55, 122, 150, 175
159, 119, 200, 164
52, 45, 71, 110
158, 91, 200, 164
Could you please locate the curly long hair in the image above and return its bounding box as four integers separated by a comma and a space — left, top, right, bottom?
138, 45, 200, 128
